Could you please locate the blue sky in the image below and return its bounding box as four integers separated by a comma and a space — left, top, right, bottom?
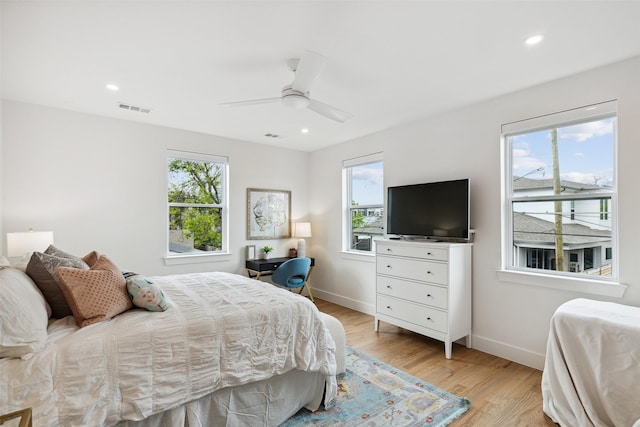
352, 161, 384, 205
351, 117, 615, 205
511, 117, 615, 187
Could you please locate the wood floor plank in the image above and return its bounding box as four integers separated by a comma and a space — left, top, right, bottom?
316, 299, 557, 426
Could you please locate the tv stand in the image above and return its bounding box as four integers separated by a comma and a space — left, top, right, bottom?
375, 239, 472, 359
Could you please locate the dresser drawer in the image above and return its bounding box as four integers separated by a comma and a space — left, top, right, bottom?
377, 256, 448, 285
377, 295, 448, 333
377, 243, 448, 262
377, 276, 448, 309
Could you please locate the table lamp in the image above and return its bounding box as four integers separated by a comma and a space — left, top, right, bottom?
293, 222, 312, 258
7, 229, 54, 261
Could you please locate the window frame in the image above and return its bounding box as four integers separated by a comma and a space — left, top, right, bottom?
342, 152, 384, 255
500, 101, 626, 297
165, 149, 229, 262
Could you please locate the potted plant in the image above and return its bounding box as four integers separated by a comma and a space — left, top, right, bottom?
262, 245, 273, 260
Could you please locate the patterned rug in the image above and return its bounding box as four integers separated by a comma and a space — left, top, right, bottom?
281, 347, 470, 426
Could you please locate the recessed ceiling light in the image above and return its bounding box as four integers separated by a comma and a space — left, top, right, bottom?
524, 34, 544, 46
106, 84, 119, 91
301, 128, 309, 134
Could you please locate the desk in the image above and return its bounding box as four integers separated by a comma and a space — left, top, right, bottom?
246, 257, 315, 302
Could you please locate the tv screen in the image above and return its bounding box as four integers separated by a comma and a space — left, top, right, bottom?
386, 179, 470, 241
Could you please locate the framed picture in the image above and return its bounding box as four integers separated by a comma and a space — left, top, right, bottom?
246, 245, 256, 260
247, 188, 291, 239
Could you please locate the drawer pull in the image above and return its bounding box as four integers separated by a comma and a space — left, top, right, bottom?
427, 271, 432, 274
427, 252, 432, 255
386, 305, 392, 310
427, 317, 432, 321
386, 285, 392, 289
427, 294, 432, 298
387, 265, 392, 269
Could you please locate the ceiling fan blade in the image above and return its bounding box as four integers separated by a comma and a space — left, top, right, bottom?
307, 99, 353, 123
291, 50, 327, 94
220, 97, 280, 107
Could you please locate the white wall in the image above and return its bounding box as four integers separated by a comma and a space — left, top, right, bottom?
309, 55, 640, 369
2, 101, 310, 276
3, 56, 640, 371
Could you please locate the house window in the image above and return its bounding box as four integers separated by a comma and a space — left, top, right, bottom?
167, 150, 228, 256
600, 199, 609, 220
343, 153, 384, 253
503, 101, 617, 281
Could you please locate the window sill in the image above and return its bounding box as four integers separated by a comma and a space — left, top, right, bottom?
340, 250, 376, 262
496, 269, 627, 298
164, 252, 231, 266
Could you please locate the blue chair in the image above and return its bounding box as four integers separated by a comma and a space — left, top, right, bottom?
271, 257, 314, 302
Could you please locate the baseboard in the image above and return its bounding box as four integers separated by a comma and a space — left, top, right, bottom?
312, 289, 376, 316
312, 290, 545, 371
472, 334, 545, 370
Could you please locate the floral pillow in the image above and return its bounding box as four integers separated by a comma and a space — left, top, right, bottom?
126, 276, 169, 312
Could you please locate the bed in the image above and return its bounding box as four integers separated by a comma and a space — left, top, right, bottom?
541, 298, 640, 427
0, 262, 339, 427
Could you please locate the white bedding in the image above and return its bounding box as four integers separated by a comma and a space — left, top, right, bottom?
541, 298, 640, 427
0, 271, 337, 427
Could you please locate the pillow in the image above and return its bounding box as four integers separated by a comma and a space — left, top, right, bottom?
25, 250, 90, 318
0, 267, 50, 358
82, 250, 100, 268
56, 255, 133, 328
126, 276, 169, 312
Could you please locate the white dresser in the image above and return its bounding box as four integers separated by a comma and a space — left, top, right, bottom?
375, 239, 472, 359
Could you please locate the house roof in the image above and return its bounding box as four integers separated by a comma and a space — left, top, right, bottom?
512, 177, 608, 192
513, 212, 611, 247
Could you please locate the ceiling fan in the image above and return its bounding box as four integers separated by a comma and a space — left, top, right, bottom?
220, 50, 353, 123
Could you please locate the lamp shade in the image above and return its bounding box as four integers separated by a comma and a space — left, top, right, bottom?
293, 222, 312, 238
7, 231, 54, 257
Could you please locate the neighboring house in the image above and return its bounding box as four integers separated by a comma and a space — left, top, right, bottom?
512, 178, 612, 275
352, 208, 384, 251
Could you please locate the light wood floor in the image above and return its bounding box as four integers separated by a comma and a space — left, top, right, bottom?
315, 299, 558, 427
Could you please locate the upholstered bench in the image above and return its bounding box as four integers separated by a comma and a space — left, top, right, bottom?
318, 312, 346, 374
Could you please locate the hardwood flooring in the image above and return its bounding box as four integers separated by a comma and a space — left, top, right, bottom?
315, 299, 558, 427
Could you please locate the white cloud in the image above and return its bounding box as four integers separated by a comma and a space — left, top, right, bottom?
512, 141, 546, 173
353, 166, 383, 187
559, 119, 613, 142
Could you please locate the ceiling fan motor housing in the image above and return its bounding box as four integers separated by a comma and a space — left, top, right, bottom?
281, 86, 310, 109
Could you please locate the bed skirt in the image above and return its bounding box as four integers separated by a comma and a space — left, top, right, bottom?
117, 369, 325, 427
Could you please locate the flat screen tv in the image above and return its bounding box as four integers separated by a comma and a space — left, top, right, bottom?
386, 178, 470, 241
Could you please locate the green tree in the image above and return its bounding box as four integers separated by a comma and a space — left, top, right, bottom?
168, 159, 223, 250
351, 200, 366, 230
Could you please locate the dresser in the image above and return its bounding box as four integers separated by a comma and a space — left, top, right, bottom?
375, 239, 472, 359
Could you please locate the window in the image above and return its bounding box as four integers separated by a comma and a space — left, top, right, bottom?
167, 150, 228, 256
343, 153, 384, 253
502, 101, 617, 281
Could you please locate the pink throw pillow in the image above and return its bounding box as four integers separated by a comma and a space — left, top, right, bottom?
56, 255, 133, 327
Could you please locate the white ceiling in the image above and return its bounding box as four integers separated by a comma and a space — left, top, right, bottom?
3, 1, 640, 152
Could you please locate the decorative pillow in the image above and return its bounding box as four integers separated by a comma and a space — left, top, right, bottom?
56, 255, 133, 328
25, 251, 90, 318
126, 276, 169, 312
0, 267, 50, 359
82, 250, 100, 268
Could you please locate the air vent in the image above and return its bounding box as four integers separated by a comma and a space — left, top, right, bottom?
118, 102, 151, 114
264, 133, 281, 138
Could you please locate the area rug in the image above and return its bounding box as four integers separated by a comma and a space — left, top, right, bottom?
281, 346, 470, 426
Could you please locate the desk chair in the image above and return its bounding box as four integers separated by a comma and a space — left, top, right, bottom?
271, 257, 314, 302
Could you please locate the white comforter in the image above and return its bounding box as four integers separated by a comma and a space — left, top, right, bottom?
0, 272, 337, 427
542, 298, 640, 427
